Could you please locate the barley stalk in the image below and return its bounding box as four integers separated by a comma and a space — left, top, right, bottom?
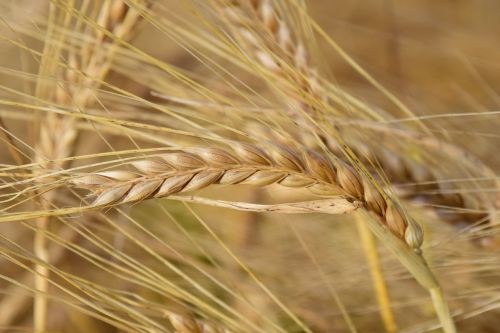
356, 215, 397, 333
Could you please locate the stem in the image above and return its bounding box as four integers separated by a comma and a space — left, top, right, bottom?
361, 212, 456, 333
34, 217, 49, 333
430, 287, 457, 333
356, 216, 397, 333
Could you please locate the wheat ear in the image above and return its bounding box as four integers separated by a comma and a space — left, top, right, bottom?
214, 4, 401, 330
219, 1, 490, 233
216, 2, 457, 331
70, 143, 457, 331
32, 1, 145, 331
36, 0, 145, 165
71, 143, 423, 250
70, 141, 428, 331
220, 0, 323, 117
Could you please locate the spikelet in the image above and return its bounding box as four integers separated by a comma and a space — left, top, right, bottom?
385, 202, 408, 239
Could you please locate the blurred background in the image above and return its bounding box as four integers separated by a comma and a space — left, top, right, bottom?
0, 1, 499, 332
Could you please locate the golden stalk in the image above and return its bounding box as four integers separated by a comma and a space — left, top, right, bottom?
356, 215, 397, 333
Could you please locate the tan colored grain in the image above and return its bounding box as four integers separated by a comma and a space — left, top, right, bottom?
72, 143, 423, 249
327, 139, 490, 228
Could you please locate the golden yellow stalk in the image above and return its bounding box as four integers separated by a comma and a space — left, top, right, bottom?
356, 216, 397, 333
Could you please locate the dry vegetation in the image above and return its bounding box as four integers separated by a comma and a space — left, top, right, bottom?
0, 0, 499, 332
